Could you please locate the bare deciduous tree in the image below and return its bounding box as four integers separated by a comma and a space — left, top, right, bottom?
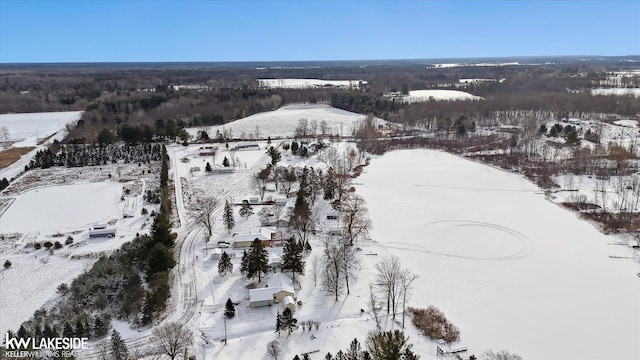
152, 322, 193, 360
399, 269, 419, 328
341, 193, 372, 246
375, 255, 402, 319
189, 196, 218, 252
267, 339, 281, 360
321, 238, 345, 301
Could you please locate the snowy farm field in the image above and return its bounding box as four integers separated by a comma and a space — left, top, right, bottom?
357, 150, 640, 359
385, 89, 482, 103
0, 111, 82, 148
0, 162, 160, 337
0, 111, 82, 181
258, 79, 365, 89
185, 104, 373, 140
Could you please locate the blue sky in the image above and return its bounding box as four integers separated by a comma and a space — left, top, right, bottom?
1, 0, 639, 63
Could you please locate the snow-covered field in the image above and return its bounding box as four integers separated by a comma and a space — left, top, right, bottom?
357, 150, 640, 359
0, 182, 123, 233
258, 79, 365, 89
186, 104, 373, 140
0, 111, 82, 146
400, 90, 483, 102
0, 111, 83, 181
591, 88, 640, 97
0, 164, 158, 337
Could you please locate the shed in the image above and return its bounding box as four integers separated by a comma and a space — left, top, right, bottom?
209, 248, 223, 260
283, 296, 296, 313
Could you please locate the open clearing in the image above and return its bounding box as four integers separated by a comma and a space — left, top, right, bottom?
186, 104, 374, 140
257, 78, 364, 89
357, 149, 640, 360
0, 111, 82, 147
0, 182, 124, 233
0, 147, 35, 169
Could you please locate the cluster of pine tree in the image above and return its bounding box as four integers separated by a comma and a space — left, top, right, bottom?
10, 146, 176, 345
290, 331, 419, 360
27, 142, 162, 169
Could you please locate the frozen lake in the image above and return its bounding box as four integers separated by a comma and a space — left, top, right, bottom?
357, 149, 640, 359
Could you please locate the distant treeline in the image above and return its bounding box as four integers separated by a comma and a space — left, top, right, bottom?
1, 62, 639, 145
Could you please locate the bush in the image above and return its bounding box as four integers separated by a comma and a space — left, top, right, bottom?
65, 236, 74, 245
54, 241, 63, 249
34, 243, 42, 250
43, 241, 53, 249
408, 306, 460, 344
4, 260, 12, 269
141, 208, 148, 216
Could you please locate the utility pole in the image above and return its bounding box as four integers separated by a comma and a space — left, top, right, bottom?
224, 317, 227, 344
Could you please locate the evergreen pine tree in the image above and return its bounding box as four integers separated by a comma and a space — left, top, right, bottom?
222, 156, 230, 167
279, 308, 298, 335
75, 319, 85, 338
275, 311, 282, 335
63, 321, 74, 338
239, 201, 254, 219
281, 237, 305, 281
205, 162, 212, 172
223, 200, 235, 234
111, 329, 129, 360
244, 239, 269, 282
240, 249, 249, 275
224, 298, 236, 318
218, 251, 233, 276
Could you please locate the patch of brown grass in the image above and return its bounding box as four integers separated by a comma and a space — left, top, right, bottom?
0, 147, 35, 170
408, 306, 460, 344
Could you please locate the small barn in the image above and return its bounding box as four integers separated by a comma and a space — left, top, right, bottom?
273, 286, 295, 303
283, 296, 296, 313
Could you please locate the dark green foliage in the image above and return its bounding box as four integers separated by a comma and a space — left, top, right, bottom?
218, 251, 233, 276
275, 311, 282, 335
62, 321, 74, 338
278, 308, 298, 335
54, 241, 63, 249
281, 237, 305, 280
0, 177, 9, 192
239, 201, 254, 219
267, 146, 281, 167
111, 329, 129, 360
142, 272, 170, 324
146, 243, 176, 279
290, 141, 299, 155
223, 200, 235, 233
151, 213, 175, 248
224, 298, 235, 319
205, 162, 212, 172
222, 156, 230, 167
366, 330, 419, 360
3, 259, 11, 269
240, 240, 269, 282
566, 129, 581, 145
34, 242, 42, 250
44, 241, 53, 249
94, 315, 110, 338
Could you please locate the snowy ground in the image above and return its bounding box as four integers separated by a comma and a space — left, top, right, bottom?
356, 149, 640, 360
257, 79, 365, 89
591, 88, 640, 97
386, 90, 483, 103
0, 111, 83, 181
185, 104, 374, 140
0, 163, 159, 337
0, 111, 82, 147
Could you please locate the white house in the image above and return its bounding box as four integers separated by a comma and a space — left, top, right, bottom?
209, 248, 223, 260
